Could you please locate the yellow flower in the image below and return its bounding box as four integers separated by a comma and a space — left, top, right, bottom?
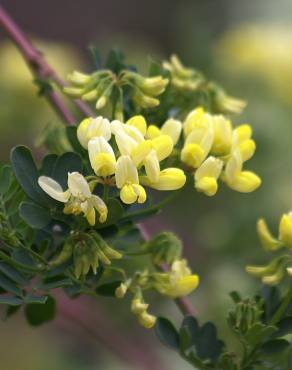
138, 311, 157, 329
126, 115, 147, 136
233, 124, 256, 162
279, 212, 292, 249
77, 116, 111, 148
181, 116, 214, 168
146, 118, 182, 145
183, 106, 210, 137
157, 259, 199, 298
195, 156, 223, 196
257, 218, 283, 251
223, 148, 261, 192
140, 168, 186, 191
88, 137, 116, 177
38, 172, 107, 225
115, 155, 146, 204
211, 115, 233, 155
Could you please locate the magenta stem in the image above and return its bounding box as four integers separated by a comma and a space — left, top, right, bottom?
0, 4, 94, 121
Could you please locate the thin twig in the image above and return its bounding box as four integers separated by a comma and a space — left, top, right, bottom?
0, 4, 94, 121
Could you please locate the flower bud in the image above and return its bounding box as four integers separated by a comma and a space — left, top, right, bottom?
67, 70, 91, 85
138, 311, 157, 329
131, 298, 148, 314
256, 218, 282, 251
115, 283, 128, 298
279, 212, 292, 249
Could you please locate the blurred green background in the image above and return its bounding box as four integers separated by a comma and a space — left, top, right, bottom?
1, 0, 292, 369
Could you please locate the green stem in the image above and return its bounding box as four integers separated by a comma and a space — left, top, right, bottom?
270, 285, 292, 325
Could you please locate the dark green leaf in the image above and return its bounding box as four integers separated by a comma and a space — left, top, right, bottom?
89, 44, 102, 69
95, 281, 122, 297
20, 201, 51, 229
245, 323, 277, 347
10, 146, 48, 206
24, 295, 48, 304
0, 295, 23, 306
0, 262, 29, 285
25, 295, 56, 326
0, 165, 12, 193
66, 127, 87, 156
230, 291, 242, 303
262, 339, 290, 354
52, 152, 83, 189
39, 276, 72, 290
12, 249, 38, 269
41, 154, 58, 176
106, 48, 125, 74
155, 317, 180, 350
274, 316, 292, 337
0, 272, 22, 296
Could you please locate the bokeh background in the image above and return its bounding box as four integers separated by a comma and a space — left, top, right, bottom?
1, 0, 292, 369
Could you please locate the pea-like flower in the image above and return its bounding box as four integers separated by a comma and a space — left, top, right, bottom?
156, 259, 199, 298
223, 148, 261, 192
140, 168, 186, 191
77, 116, 111, 148
181, 116, 214, 169
115, 155, 146, 204
88, 137, 116, 177
233, 124, 256, 162
38, 172, 107, 225
146, 118, 182, 145
279, 212, 292, 249
195, 156, 223, 196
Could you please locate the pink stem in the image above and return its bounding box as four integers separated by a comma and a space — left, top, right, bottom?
0, 4, 94, 121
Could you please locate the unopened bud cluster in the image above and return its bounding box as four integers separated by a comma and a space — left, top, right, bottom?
246, 215, 292, 285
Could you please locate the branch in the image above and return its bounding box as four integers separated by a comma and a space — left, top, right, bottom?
0, 3, 195, 318
0, 4, 94, 122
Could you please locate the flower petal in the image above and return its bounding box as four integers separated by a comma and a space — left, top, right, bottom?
38, 176, 70, 202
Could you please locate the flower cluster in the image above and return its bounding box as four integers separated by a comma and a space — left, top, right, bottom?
64, 69, 168, 119
246, 215, 292, 285
115, 259, 199, 328
163, 55, 246, 114
181, 106, 261, 196
38, 115, 186, 225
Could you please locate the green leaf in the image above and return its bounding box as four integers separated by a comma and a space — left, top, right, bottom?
89, 44, 102, 69
12, 249, 38, 269
245, 323, 277, 347
181, 316, 224, 362
0, 296, 23, 306
0, 262, 29, 285
24, 295, 48, 304
25, 295, 56, 326
96, 198, 124, 228
52, 152, 83, 189
179, 325, 192, 353
95, 281, 122, 297
0, 165, 12, 193
20, 201, 51, 229
274, 316, 292, 337
41, 154, 58, 176
106, 48, 125, 74
155, 317, 180, 350
0, 272, 23, 296
39, 276, 72, 290
230, 291, 242, 303
262, 339, 290, 354
66, 127, 87, 156
10, 146, 49, 206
